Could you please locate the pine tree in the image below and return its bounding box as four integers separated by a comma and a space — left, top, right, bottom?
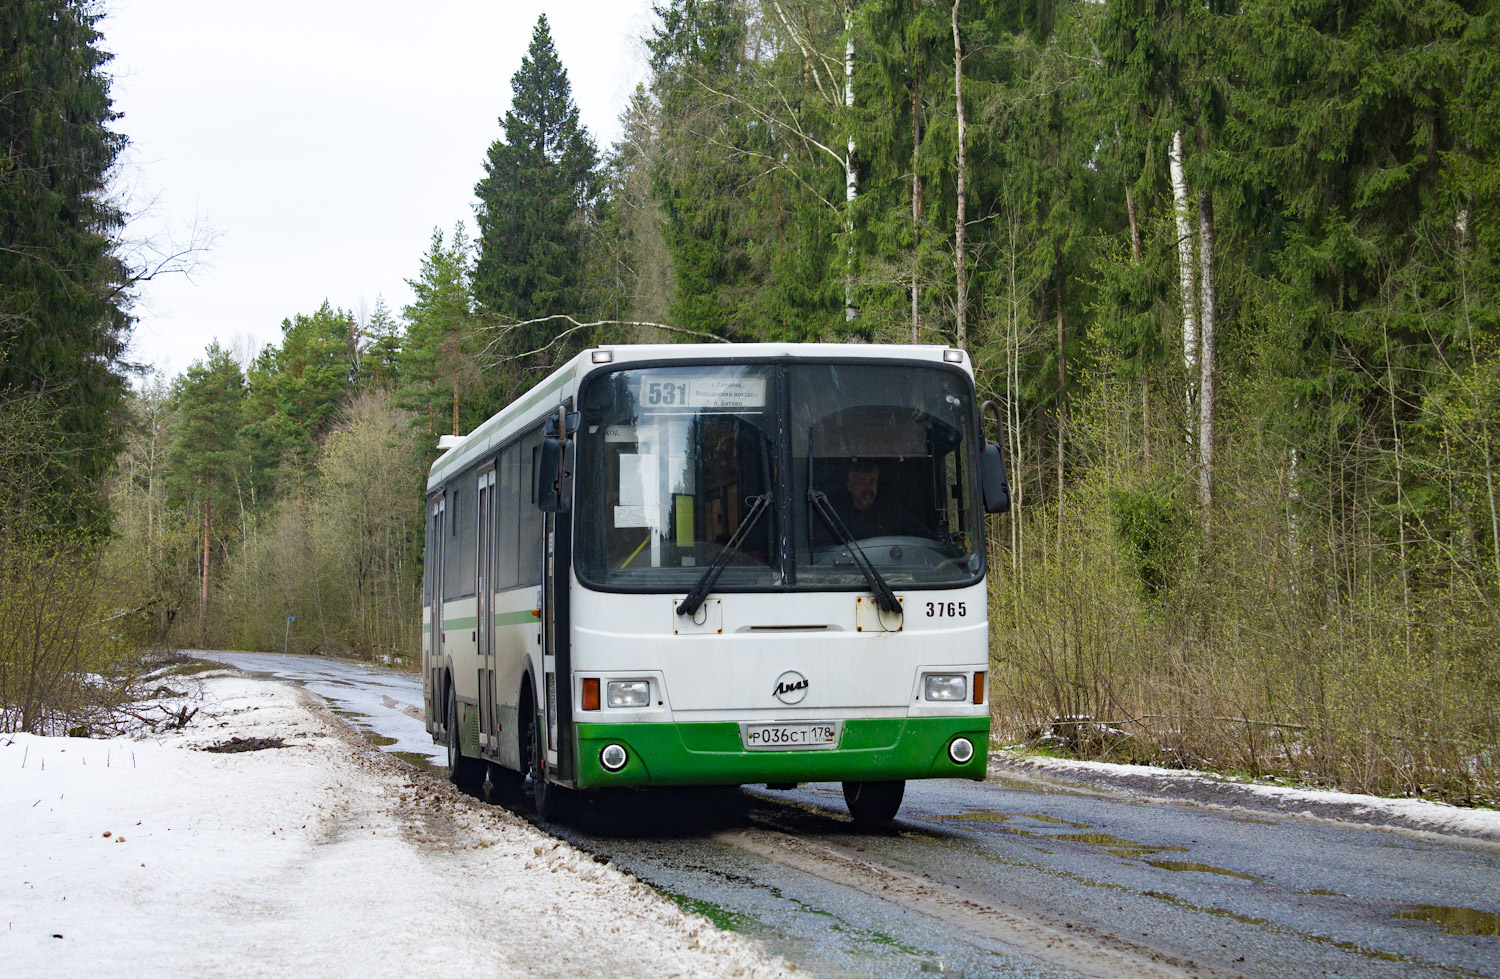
474, 14, 600, 356
241, 302, 357, 485
0, 0, 132, 528
398, 226, 479, 436
167, 345, 246, 644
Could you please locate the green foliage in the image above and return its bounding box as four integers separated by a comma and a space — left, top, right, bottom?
397, 226, 480, 435
213, 391, 425, 661
0, 0, 132, 528
1109, 486, 1191, 598
167, 344, 246, 512
0, 398, 131, 734
242, 302, 357, 481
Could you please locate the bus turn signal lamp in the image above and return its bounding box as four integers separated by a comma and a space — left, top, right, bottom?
581, 678, 600, 711
973, 671, 986, 705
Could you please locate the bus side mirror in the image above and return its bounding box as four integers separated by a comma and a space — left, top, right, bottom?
537, 407, 578, 513
535, 437, 574, 513
981, 443, 1010, 514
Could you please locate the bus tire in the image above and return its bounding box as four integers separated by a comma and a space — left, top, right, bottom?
525, 703, 571, 823
842, 780, 905, 825
488, 760, 522, 798
446, 685, 484, 790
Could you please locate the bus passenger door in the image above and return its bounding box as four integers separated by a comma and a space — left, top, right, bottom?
536, 412, 575, 784
477, 466, 497, 754
429, 496, 445, 731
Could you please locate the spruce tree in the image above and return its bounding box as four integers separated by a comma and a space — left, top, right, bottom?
474, 14, 599, 357
0, 0, 132, 528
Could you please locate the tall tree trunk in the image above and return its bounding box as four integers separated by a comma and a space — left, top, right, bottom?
1116, 122, 1141, 263
200, 493, 211, 647
452, 383, 460, 437
1055, 274, 1066, 530
1458, 205, 1500, 584
1197, 187, 1217, 528
1383, 322, 1412, 654
1169, 129, 1197, 449
844, 1, 858, 322
952, 0, 967, 349
911, 63, 922, 342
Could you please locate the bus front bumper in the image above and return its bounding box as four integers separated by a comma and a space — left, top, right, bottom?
572, 716, 988, 789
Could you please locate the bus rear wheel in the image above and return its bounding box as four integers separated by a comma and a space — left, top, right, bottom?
842, 780, 905, 825
445, 685, 484, 790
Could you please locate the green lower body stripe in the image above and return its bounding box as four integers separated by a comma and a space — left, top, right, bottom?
572, 716, 988, 789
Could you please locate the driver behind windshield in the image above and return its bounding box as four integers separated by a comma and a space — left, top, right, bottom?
837, 459, 929, 540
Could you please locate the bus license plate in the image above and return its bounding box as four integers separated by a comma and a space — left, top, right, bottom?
741, 721, 842, 751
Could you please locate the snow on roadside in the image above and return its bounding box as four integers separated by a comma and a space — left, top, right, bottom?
2, 674, 802, 979
991, 750, 1500, 844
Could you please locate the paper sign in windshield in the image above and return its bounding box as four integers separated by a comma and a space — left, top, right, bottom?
638, 376, 766, 410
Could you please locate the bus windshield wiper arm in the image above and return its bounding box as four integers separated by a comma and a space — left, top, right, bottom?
808, 490, 901, 614
677, 492, 773, 617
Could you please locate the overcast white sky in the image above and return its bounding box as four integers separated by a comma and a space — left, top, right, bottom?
105, 0, 657, 381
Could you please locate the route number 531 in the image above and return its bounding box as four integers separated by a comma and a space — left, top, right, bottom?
925, 602, 967, 617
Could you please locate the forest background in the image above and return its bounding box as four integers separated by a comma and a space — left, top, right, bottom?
3, 0, 1497, 804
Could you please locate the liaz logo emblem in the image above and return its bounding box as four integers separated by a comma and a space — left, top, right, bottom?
772, 670, 809, 705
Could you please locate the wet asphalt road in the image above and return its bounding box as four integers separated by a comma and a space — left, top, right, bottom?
204, 652, 1500, 979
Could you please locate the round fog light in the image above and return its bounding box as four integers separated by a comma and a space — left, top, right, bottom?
600, 743, 628, 772
948, 737, 974, 764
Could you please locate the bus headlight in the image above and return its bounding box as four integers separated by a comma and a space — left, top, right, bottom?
923, 674, 967, 702
600, 744, 628, 771
607, 680, 651, 708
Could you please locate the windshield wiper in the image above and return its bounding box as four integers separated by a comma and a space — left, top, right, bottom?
808, 489, 901, 614
677, 492, 773, 617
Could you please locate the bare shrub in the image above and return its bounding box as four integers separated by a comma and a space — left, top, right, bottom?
988, 372, 1500, 805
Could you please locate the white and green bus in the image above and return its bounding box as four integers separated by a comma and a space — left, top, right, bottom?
422, 343, 1010, 823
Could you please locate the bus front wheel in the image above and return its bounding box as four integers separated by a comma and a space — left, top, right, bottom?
525, 704, 572, 823
843, 780, 905, 825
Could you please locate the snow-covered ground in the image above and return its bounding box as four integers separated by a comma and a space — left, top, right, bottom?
2, 672, 800, 978
991, 751, 1500, 844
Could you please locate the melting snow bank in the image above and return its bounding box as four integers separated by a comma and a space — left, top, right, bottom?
1, 674, 802, 979
990, 750, 1500, 844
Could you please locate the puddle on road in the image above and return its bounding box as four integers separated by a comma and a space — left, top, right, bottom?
934, 808, 1013, 823
393, 751, 440, 773
1144, 890, 1268, 926
367, 734, 397, 747
1142, 892, 1450, 971
1050, 832, 1189, 859
1016, 812, 1091, 828
1394, 905, 1500, 937
1145, 860, 1260, 882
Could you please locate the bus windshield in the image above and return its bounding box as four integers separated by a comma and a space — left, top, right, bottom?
574, 360, 982, 591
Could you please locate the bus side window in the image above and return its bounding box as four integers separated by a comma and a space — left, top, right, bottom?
423, 507, 434, 604
443, 485, 463, 602
496, 443, 520, 590
456, 468, 477, 597
519, 428, 544, 587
